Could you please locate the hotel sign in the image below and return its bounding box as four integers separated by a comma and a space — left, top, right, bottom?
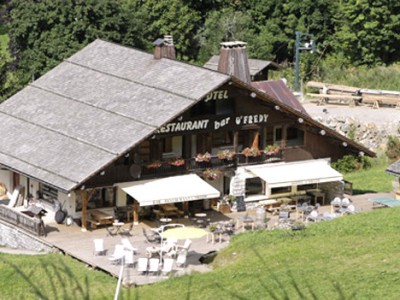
157, 113, 269, 134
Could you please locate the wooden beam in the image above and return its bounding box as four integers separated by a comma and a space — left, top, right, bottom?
80, 188, 96, 231
133, 200, 139, 225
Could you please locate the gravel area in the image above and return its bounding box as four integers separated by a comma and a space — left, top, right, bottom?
302, 101, 400, 128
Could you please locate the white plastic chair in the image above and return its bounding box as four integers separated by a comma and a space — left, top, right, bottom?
148, 258, 160, 275
121, 238, 138, 253
177, 239, 192, 253
341, 197, 351, 208
124, 249, 135, 267
108, 244, 124, 264
137, 257, 148, 275
161, 258, 174, 275
176, 252, 187, 268
306, 210, 319, 223
93, 238, 105, 256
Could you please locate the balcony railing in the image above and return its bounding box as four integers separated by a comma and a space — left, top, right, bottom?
0, 205, 44, 236
141, 150, 282, 178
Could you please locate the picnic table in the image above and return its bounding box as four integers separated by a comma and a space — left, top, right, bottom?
370, 197, 400, 209
88, 209, 115, 228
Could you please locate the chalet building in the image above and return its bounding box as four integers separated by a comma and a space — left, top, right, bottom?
0, 37, 374, 234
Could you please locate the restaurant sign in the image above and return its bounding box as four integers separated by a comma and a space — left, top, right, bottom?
148, 194, 213, 206
157, 113, 269, 134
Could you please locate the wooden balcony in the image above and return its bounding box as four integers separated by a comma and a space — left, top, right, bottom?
141, 150, 282, 179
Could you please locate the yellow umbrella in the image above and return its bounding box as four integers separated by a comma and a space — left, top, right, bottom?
161, 226, 207, 240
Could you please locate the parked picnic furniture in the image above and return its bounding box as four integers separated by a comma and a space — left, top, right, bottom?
176, 239, 192, 253
121, 238, 138, 254
161, 258, 174, 276
370, 197, 400, 209
124, 249, 135, 267
148, 258, 160, 275
93, 238, 106, 256
176, 251, 187, 268
137, 257, 148, 275
88, 209, 115, 229
108, 244, 124, 264
120, 223, 134, 236
143, 228, 161, 243
155, 204, 184, 218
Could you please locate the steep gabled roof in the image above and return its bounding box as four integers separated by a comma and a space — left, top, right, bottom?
386, 160, 400, 177
204, 55, 281, 76
0, 39, 229, 192
252, 80, 309, 115
0, 39, 375, 192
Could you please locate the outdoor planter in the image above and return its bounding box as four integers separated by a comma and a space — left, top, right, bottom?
217, 149, 236, 161
203, 168, 222, 180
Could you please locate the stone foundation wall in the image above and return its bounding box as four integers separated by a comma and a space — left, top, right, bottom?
0, 221, 53, 252
319, 181, 344, 204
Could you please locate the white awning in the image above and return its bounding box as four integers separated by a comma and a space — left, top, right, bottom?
115, 174, 220, 206
245, 159, 343, 188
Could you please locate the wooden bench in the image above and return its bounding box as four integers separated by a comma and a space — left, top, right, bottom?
307, 93, 362, 106
361, 94, 400, 109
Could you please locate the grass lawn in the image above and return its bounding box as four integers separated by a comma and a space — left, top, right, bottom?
344, 163, 393, 194
2, 207, 400, 299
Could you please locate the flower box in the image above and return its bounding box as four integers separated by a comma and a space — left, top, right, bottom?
241, 147, 261, 157
195, 152, 212, 162
217, 149, 236, 160
203, 168, 222, 180
168, 158, 185, 167
146, 161, 162, 169
264, 144, 280, 156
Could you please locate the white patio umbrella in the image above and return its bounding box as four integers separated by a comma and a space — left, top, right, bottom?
161, 226, 208, 240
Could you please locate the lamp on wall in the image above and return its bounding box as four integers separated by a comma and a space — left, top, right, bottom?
320, 130, 326, 135
100, 171, 105, 176
274, 105, 280, 111
359, 151, 364, 156
298, 118, 304, 123
250, 92, 256, 98
342, 142, 348, 147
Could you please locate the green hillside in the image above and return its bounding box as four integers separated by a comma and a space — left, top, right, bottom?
1, 206, 400, 299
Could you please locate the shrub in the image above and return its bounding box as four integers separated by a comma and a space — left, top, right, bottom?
332, 155, 371, 173
385, 135, 400, 160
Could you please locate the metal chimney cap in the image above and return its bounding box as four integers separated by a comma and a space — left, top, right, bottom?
164, 35, 174, 45
220, 41, 247, 48
153, 38, 165, 46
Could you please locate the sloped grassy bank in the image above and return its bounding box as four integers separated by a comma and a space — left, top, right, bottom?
1, 207, 400, 299
139, 207, 400, 299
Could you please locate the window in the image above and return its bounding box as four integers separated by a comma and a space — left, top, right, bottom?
274, 126, 283, 146
40, 184, 58, 204
286, 126, 304, 147
297, 184, 317, 192
245, 178, 263, 196
212, 131, 233, 148
271, 186, 291, 195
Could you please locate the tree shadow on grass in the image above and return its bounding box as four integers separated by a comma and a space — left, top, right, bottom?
351, 189, 377, 195
210, 247, 357, 300
0, 255, 110, 299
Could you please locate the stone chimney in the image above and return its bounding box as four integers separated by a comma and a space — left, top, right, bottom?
153, 35, 176, 60
217, 41, 251, 84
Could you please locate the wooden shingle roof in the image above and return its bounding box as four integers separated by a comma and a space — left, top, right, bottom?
0, 40, 229, 192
